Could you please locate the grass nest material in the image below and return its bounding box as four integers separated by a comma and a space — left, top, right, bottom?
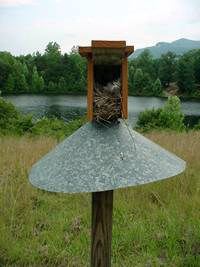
93, 80, 121, 123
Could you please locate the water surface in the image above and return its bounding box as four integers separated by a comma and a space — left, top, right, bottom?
4, 95, 200, 126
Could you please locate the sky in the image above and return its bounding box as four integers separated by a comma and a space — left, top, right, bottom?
0, 0, 200, 55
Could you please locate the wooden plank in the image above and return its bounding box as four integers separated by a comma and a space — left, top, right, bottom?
79, 43, 134, 57
87, 56, 94, 121
121, 57, 128, 119
91, 190, 113, 267
79, 46, 92, 57
92, 40, 126, 48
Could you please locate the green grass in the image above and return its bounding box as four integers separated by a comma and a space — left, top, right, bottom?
0, 131, 200, 266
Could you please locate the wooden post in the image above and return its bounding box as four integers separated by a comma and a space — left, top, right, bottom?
91, 190, 113, 267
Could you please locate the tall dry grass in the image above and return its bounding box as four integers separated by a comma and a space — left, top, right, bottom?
0, 132, 199, 266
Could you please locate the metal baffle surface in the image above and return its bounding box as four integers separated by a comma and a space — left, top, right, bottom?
29, 120, 186, 193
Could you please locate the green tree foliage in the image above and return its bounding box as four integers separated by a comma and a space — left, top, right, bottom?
0, 42, 87, 95
136, 50, 156, 79
130, 68, 155, 96
0, 42, 200, 97
31, 66, 44, 93
142, 73, 153, 96
48, 81, 57, 92
176, 55, 195, 94
136, 96, 185, 131
133, 68, 144, 94
152, 78, 162, 96
0, 60, 11, 92
0, 52, 15, 93
0, 97, 33, 134
193, 50, 200, 83
158, 52, 176, 87
128, 65, 135, 94
159, 96, 184, 131
5, 73, 15, 93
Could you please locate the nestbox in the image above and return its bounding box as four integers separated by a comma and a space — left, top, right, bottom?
29, 40, 186, 267
79, 40, 134, 122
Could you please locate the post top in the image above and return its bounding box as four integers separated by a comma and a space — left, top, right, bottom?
79, 40, 134, 57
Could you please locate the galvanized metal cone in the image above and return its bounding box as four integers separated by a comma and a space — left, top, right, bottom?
29, 120, 186, 193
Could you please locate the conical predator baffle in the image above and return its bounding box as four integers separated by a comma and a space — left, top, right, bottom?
29, 120, 186, 193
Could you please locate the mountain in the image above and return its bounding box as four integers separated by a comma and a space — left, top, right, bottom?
131, 38, 200, 58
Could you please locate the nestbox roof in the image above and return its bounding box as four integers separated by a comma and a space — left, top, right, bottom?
79, 40, 134, 58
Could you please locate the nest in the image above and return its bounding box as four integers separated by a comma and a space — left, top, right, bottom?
93, 80, 121, 123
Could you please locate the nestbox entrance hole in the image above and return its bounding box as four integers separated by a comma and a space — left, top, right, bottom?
94, 65, 121, 86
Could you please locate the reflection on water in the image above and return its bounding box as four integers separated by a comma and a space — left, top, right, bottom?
18, 105, 86, 122
4, 94, 200, 126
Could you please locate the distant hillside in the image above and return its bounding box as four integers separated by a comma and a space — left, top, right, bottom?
131, 38, 200, 58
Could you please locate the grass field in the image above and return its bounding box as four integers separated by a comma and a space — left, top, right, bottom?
0, 131, 200, 266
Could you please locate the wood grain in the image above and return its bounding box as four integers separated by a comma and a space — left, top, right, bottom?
79, 46, 92, 57
87, 56, 94, 121
92, 40, 126, 48
121, 57, 128, 119
91, 190, 113, 267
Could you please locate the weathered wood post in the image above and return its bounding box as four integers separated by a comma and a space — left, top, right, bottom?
91, 190, 113, 267
29, 40, 186, 267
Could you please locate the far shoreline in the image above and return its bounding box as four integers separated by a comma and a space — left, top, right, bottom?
2, 92, 200, 102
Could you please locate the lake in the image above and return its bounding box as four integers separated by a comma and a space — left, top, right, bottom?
4, 95, 200, 127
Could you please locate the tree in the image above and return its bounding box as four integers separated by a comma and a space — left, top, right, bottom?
31, 66, 44, 93
152, 78, 162, 96
0, 52, 16, 92
133, 68, 144, 94
158, 52, 177, 87
22, 62, 29, 78
44, 42, 62, 85
143, 73, 153, 95
176, 55, 195, 94
11, 61, 29, 93
193, 50, 200, 83
136, 50, 156, 79
48, 81, 57, 92
128, 65, 135, 94
5, 73, 15, 93
45, 42, 61, 56
0, 60, 11, 92
58, 77, 66, 92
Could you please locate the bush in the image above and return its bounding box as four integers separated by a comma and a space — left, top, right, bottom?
30, 116, 86, 140
136, 108, 162, 131
0, 97, 34, 135
159, 96, 185, 131
194, 121, 200, 130
136, 96, 185, 132
0, 97, 86, 138
0, 97, 19, 122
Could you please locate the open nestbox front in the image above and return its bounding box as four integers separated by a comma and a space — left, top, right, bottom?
79, 40, 134, 122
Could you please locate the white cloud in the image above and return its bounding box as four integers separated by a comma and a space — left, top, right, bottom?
0, 0, 199, 55
0, 0, 35, 7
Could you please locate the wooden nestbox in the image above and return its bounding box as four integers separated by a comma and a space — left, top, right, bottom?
79, 40, 134, 121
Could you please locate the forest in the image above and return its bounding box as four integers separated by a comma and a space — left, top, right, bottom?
0, 41, 200, 98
